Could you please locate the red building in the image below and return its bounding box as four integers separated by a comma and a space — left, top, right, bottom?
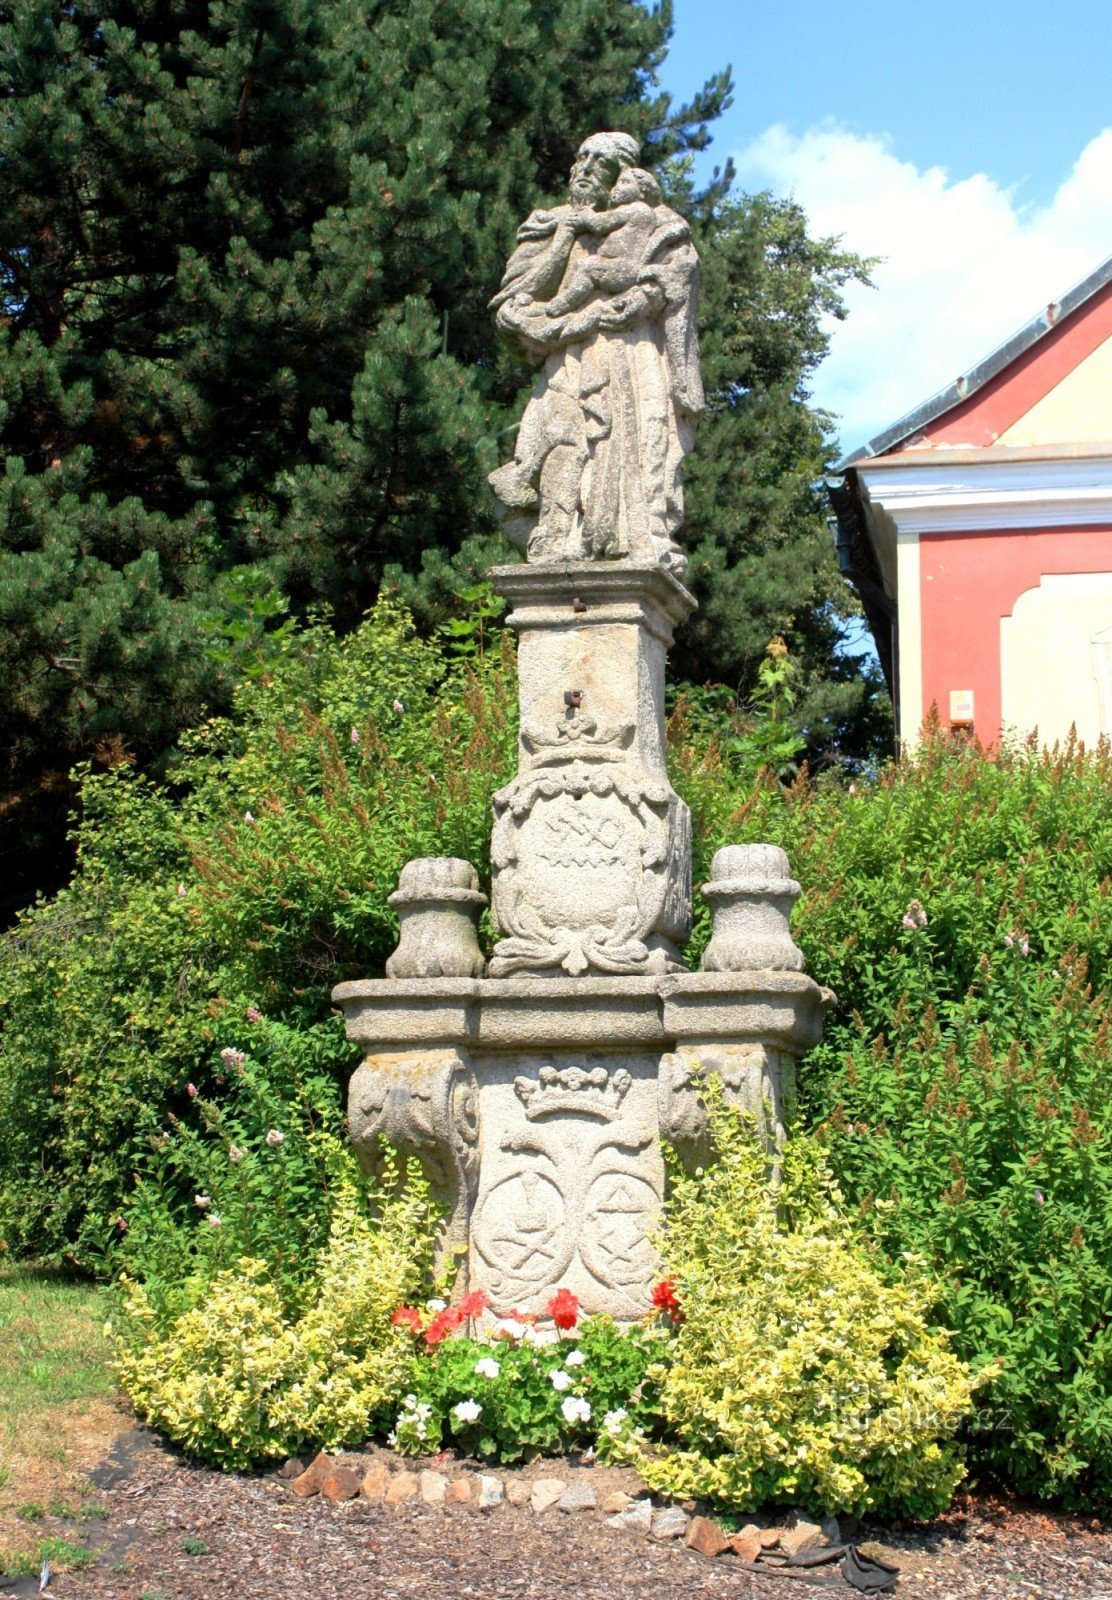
831, 255, 1112, 748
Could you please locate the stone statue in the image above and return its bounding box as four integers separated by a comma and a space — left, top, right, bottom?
488, 131, 704, 574
332, 135, 833, 1325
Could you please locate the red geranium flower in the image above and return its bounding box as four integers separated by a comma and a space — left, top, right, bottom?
423, 1306, 465, 1347
391, 1306, 423, 1335
651, 1277, 684, 1323
547, 1288, 579, 1331
456, 1289, 488, 1320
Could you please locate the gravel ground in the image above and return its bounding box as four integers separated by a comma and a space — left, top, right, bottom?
7, 1429, 1112, 1600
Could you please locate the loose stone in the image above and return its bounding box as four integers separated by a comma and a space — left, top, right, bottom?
360, 1462, 388, 1500
291, 1451, 334, 1498
505, 1479, 533, 1506
608, 1498, 653, 1535
321, 1465, 362, 1502
651, 1506, 689, 1540
275, 1456, 307, 1480
419, 1470, 447, 1505
445, 1476, 475, 1504
728, 1525, 763, 1562
530, 1477, 567, 1514
781, 1518, 825, 1557
759, 1528, 782, 1549
555, 1481, 596, 1513
478, 1475, 505, 1509
600, 1491, 632, 1513
384, 1471, 419, 1506
821, 1515, 843, 1545
685, 1515, 730, 1557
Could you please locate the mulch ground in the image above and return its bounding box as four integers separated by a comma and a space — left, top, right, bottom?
7, 1427, 1112, 1600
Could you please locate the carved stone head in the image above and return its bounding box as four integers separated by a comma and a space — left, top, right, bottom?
569, 130, 640, 210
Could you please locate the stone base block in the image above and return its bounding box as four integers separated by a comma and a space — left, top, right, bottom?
336, 972, 833, 1319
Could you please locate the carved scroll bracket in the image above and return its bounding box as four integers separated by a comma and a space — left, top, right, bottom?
347, 1046, 479, 1275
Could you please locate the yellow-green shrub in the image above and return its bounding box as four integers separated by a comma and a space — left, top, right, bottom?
630, 1096, 980, 1518
112, 1174, 432, 1470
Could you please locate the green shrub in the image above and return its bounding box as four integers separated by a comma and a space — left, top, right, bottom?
0, 593, 516, 1266
112, 1163, 433, 1471
677, 729, 1112, 1506
623, 1095, 976, 1519
8, 589, 1112, 1508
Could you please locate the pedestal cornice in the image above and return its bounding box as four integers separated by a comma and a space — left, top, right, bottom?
490, 561, 696, 648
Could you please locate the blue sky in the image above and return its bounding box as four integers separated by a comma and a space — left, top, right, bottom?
659, 0, 1112, 453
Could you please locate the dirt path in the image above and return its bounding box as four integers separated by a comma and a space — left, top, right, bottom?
6, 1429, 1112, 1600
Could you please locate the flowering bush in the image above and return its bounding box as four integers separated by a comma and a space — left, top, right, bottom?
619, 1093, 979, 1520
387, 1290, 666, 1463
0, 594, 516, 1268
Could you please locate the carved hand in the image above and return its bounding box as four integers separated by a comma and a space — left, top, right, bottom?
595, 282, 663, 332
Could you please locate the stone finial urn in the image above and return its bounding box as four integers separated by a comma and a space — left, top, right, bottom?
385, 857, 487, 979
700, 844, 804, 973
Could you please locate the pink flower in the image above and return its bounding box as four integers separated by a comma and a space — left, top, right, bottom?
245, 1006, 263, 1023
186, 1083, 198, 1098
195, 1193, 212, 1209
392, 698, 405, 714
265, 1128, 284, 1147
220, 1047, 245, 1070
350, 727, 361, 744
901, 898, 928, 931
228, 1145, 246, 1164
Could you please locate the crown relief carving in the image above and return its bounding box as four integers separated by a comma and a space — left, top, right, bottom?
513, 1064, 632, 1122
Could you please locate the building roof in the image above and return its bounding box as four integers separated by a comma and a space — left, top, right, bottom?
838, 251, 1112, 469
828, 249, 1112, 707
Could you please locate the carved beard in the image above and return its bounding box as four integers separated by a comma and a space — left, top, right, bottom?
569, 173, 610, 209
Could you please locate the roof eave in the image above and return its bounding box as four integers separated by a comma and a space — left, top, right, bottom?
837, 251, 1112, 470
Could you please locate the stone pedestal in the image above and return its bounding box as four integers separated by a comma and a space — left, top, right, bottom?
487, 563, 694, 978
334, 970, 829, 1320
331, 558, 833, 1320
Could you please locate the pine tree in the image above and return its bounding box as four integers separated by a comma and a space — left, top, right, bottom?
679, 181, 886, 757
0, 0, 878, 914
0, 0, 725, 911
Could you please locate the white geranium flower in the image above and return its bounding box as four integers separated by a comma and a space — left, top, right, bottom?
602, 1408, 628, 1433
474, 1357, 501, 1379
564, 1349, 585, 1367
494, 1316, 527, 1341
561, 1396, 591, 1424
452, 1399, 482, 1424
548, 1369, 572, 1391
425, 1298, 447, 1312
524, 1326, 559, 1347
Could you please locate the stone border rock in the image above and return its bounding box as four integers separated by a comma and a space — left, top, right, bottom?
282, 1451, 860, 1575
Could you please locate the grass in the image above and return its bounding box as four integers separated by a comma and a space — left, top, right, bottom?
0, 1264, 113, 1431
0, 1535, 97, 1578
0, 1263, 122, 1576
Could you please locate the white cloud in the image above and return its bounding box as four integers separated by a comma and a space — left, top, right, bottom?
732, 123, 1112, 454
